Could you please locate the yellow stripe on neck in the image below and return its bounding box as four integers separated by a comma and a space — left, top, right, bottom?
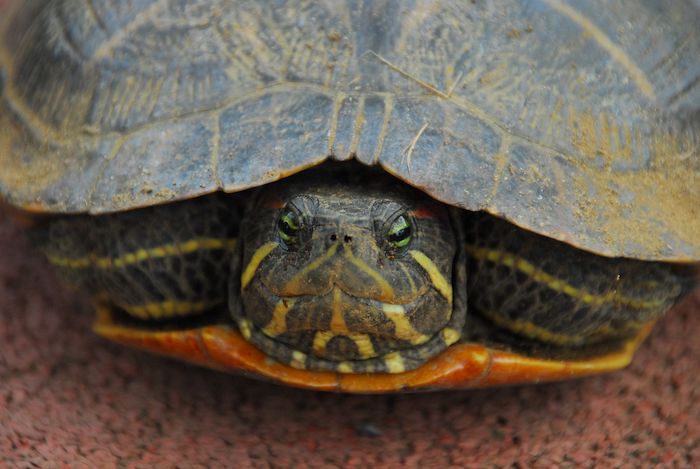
122, 300, 220, 319
48, 238, 238, 270
480, 309, 641, 346
466, 245, 667, 310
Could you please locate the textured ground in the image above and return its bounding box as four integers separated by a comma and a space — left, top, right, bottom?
1, 213, 699, 468
2, 0, 700, 466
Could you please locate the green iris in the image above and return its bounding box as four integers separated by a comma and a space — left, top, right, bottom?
278, 210, 300, 244
387, 214, 412, 248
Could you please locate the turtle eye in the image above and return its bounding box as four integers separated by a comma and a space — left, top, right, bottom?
387, 213, 413, 249
277, 209, 301, 245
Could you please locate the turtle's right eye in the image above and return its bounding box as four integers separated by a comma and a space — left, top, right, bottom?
277, 210, 301, 245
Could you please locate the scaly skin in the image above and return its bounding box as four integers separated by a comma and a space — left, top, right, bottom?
33, 167, 690, 376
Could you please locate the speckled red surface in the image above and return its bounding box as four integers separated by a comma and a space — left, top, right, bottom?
2, 212, 700, 468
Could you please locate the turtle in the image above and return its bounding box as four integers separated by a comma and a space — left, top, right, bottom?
0, 0, 698, 393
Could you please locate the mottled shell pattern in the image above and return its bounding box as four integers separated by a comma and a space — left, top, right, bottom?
0, 0, 698, 261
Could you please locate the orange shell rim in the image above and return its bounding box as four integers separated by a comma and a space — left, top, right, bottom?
93, 306, 653, 393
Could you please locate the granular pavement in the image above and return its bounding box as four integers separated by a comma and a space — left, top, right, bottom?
1, 212, 699, 468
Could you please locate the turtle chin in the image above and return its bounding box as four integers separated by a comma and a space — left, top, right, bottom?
233, 283, 461, 374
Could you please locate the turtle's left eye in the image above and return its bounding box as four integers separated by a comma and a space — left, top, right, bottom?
387, 213, 413, 249
277, 210, 301, 245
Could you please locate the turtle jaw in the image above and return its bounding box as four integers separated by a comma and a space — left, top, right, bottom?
233, 282, 464, 374
255, 286, 438, 353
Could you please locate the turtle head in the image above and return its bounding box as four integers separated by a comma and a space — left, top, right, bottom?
233, 169, 465, 373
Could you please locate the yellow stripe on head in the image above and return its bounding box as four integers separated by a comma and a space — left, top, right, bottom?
398, 262, 418, 295
344, 246, 395, 299
409, 250, 452, 302
283, 242, 339, 292
241, 241, 279, 290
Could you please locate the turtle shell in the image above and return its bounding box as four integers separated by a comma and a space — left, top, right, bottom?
1, 0, 699, 260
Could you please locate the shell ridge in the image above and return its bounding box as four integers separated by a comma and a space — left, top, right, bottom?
90, 0, 170, 62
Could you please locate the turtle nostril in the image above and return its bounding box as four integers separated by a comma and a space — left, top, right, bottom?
330, 234, 337, 241
344, 235, 352, 243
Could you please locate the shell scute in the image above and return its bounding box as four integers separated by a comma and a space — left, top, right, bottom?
1, 0, 698, 259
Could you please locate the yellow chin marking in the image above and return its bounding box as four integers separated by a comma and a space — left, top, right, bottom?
238, 318, 253, 340
409, 250, 452, 302
241, 241, 278, 290
290, 350, 307, 369
466, 245, 667, 310
313, 332, 377, 359
381, 303, 429, 344
48, 238, 238, 270
261, 298, 297, 337
352, 334, 377, 359
330, 286, 350, 334
283, 242, 339, 292
344, 246, 395, 300
312, 331, 335, 355
123, 300, 218, 319
383, 352, 406, 374
441, 327, 462, 346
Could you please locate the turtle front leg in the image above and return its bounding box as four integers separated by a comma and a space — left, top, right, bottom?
32, 194, 241, 321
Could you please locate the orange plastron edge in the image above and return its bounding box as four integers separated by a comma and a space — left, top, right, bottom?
94, 306, 653, 393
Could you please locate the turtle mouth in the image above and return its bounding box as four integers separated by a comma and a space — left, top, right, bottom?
234, 286, 463, 374
263, 288, 434, 345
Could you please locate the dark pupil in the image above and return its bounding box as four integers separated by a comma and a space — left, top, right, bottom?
389, 226, 410, 242
279, 213, 298, 236
388, 217, 411, 242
